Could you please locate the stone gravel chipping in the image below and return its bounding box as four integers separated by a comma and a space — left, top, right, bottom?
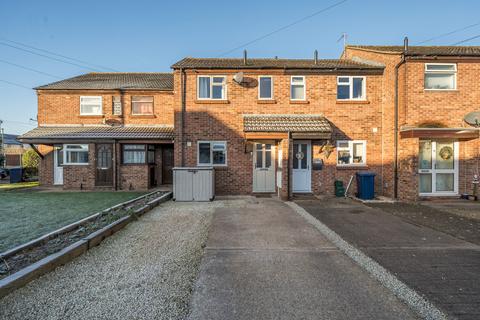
0, 199, 247, 320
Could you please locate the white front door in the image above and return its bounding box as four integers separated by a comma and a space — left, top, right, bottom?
293, 141, 311, 192
419, 140, 459, 196
53, 145, 64, 185
253, 143, 275, 192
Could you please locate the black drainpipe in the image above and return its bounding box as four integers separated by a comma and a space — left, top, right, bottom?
393, 37, 408, 199
180, 68, 186, 166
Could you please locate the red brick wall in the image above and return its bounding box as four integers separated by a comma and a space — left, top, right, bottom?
119, 165, 149, 190
174, 69, 385, 196
37, 90, 174, 126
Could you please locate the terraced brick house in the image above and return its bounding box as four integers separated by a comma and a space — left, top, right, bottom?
20, 42, 480, 201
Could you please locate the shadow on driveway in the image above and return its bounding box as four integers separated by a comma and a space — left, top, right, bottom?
297, 197, 480, 320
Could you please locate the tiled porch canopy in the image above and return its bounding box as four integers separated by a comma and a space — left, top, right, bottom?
400, 127, 479, 140
18, 125, 174, 144
243, 114, 332, 139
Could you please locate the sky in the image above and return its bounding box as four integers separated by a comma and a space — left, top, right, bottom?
1, 0, 479, 134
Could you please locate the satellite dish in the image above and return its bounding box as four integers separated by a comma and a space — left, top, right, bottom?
233, 72, 244, 84
464, 111, 480, 127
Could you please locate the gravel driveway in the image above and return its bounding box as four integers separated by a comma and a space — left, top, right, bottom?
0, 198, 250, 320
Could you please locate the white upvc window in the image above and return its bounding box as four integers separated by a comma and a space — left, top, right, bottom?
197, 76, 227, 100
337, 76, 366, 100
290, 76, 306, 100
337, 140, 366, 166
258, 76, 273, 99
424, 63, 457, 90
197, 141, 227, 166
80, 96, 102, 115
63, 144, 89, 165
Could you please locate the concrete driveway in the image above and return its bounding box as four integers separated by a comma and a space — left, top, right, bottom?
188, 197, 417, 320
297, 197, 480, 320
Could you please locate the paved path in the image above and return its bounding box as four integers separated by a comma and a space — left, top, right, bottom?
188, 197, 417, 320
298, 198, 480, 320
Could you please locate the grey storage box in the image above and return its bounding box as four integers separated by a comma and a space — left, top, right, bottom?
173, 167, 215, 201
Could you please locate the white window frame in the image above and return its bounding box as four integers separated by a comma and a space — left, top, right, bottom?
197, 141, 227, 166
336, 76, 366, 101
197, 75, 227, 100
290, 76, 306, 101
80, 96, 102, 115
63, 144, 89, 165
336, 140, 367, 166
424, 63, 457, 91
258, 76, 273, 100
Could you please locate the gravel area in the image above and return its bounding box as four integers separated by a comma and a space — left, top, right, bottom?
0, 198, 247, 320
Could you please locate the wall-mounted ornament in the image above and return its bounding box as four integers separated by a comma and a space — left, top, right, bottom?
321, 141, 334, 159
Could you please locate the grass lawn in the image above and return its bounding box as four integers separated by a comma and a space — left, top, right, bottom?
0, 190, 145, 252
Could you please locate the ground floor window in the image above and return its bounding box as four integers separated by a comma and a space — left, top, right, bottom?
198, 141, 227, 166
123, 144, 146, 164
336, 140, 366, 166
63, 144, 89, 165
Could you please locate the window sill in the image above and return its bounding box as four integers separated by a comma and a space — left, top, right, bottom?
290, 100, 309, 104
336, 100, 370, 104
195, 99, 230, 104
336, 165, 368, 170
79, 115, 104, 118
62, 163, 90, 166
121, 163, 148, 166
130, 114, 156, 118
257, 99, 277, 104
423, 89, 458, 92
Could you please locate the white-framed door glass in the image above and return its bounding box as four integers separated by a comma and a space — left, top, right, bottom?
292, 141, 311, 192
419, 140, 458, 195
253, 143, 275, 192
53, 145, 64, 185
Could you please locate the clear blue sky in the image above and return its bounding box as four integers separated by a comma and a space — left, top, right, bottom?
1, 0, 479, 134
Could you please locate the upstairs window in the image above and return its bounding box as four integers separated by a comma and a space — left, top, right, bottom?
337, 140, 366, 166
112, 96, 122, 115
337, 76, 366, 100
198, 76, 227, 100
290, 76, 306, 100
80, 96, 102, 115
258, 76, 273, 99
131, 96, 154, 115
424, 63, 456, 90
63, 144, 89, 165
198, 141, 227, 166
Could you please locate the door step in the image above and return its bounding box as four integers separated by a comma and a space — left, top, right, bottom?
292, 193, 317, 200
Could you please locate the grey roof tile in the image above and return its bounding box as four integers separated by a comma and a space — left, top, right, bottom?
18, 126, 174, 140
347, 45, 480, 56
171, 57, 383, 70
36, 73, 173, 90
243, 114, 331, 132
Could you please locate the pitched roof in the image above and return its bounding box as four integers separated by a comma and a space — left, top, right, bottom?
18, 126, 174, 141
171, 58, 383, 70
243, 114, 331, 132
36, 73, 174, 90
2, 134, 22, 146
347, 45, 480, 57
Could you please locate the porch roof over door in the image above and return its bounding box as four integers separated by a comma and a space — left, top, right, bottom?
243, 114, 332, 139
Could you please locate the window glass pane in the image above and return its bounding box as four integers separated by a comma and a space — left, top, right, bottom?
419, 141, 432, 169
300, 144, 307, 169
198, 77, 211, 98
425, 73, 454, 89
293, 144, 299, 169
291, 77, 304, 83
337, 141, 349, 149
212, 77, 225, 83
338, 150, 351, 165
426, 64, 455, 71
291, 85, 304, 100
265, 149, 272, 168
259, 77, 272, 99
337, 84, 350, 99
213, 149, 225, 164
352, 78, 364, 99
80, 97, 102, 115
436, 173, 454, 192
338, 77, 349, 83
419, 173, 432, 193
212, 85, 224, 99
199, 143, 211, 164
132, 96, 153, 115
256, 147, 263, 168
435, 142, 454, 169
352, 143, 364, 164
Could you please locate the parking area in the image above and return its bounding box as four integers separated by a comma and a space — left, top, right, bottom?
297, 197, 480, 320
